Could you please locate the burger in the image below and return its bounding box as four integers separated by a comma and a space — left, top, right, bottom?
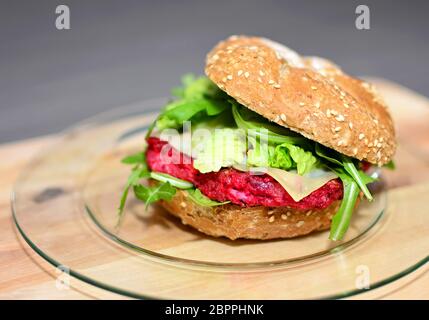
119, 36, 396, 241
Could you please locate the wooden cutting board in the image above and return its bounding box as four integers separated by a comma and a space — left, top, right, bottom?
0, 78, 428, 299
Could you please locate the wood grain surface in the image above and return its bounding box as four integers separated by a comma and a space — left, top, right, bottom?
0, 79, 428, 299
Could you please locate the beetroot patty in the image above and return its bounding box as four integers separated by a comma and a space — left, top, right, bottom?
146, 137, 343, 209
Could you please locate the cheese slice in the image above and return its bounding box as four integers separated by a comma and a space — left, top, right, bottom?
265, 167, 338, 202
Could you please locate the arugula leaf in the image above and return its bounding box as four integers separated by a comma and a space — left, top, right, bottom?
231, 102, 305, 145
329, 171, 360, 241
156, 98, 229, 130
133, 182, 176, 210
341, 155, 374, 201
187, 188, 230, 207
150, 172, 193, 189
121, 151, 146, 165
315, 144, 375, 201
183, 76, 221, 99
156, 75, 230, 130
118, 167, 150, 220
383, 160, 395, 170
315, 143, 343, 166
171, 74, 199, 98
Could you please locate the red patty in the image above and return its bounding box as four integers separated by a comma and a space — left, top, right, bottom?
146, 137, 343, 209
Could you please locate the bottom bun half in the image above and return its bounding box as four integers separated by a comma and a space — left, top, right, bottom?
158, 188, 346, 240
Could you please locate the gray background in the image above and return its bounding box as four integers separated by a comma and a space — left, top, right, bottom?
1, 0, 428, 143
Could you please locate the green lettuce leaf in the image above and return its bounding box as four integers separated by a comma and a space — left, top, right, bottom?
247, 138, 318, 175
192, 128, 247, 173
273, 143, 318, 175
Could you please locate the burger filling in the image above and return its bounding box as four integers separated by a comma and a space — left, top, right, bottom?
146, 137, 343, 209
119, 74, 386, 240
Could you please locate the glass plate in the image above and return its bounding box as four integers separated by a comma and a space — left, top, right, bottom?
12, 98, 429, 299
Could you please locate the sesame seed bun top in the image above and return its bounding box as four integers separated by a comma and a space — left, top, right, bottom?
205, 35, 396, 166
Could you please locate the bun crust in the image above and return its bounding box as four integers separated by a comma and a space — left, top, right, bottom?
205, 36, 396, 165
158, 188, 342, 240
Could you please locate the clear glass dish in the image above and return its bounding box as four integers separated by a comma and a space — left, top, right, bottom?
12, 98, 429, 299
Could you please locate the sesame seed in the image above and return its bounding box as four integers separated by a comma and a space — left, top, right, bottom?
280, 113, 287, 122
335, 114, 345, 122
258, 77, 263, 83
377, 143, 382, 148
353, 147, 358, 155
180, 202, 187, 208
334, 126, 341, 132
222, 77, 227, 82
326, 109, 332, 117
259, 70, 265, 76
364, 138, 369, 145
274, 115, 280, 122
296, 221, 305, 227
273, 84, 281, 89
212, 54, 219, 60
337, 140, 344, 146
268, 79, 275, 84
268, 210, 275, 215
349, 122, 353, 130
237, 70, 243, 76
226, 75, 233, 80
330, 110, 338, 116
299, 102, 305, 106
311, 86, 317, 90
269, 216, 275, 223
281, 214, 287, 220
315, 102, 321, 108
244, 72, 250, 78
368, 142, 373, 147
